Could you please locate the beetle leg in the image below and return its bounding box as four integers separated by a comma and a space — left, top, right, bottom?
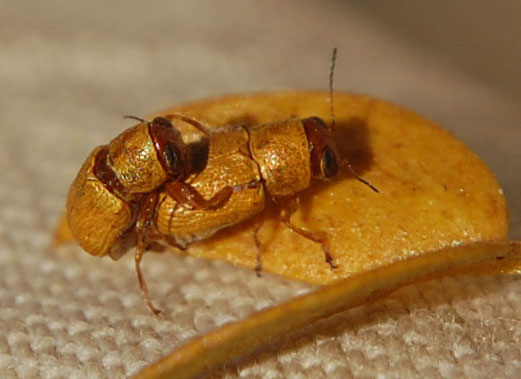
164, 113, 212, 136
162, 180, 260, 211
279, 196, 338, 271
135, 192, 163, 315
252, 217, 264, 277
162, 181, 232, 210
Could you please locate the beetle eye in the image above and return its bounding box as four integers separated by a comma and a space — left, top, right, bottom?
163, 143, 181, 176
321, 146, 338, 178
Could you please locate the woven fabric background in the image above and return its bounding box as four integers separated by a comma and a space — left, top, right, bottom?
1, 1, 520, 378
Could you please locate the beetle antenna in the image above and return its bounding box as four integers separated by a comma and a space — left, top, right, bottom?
123, 115, 147, 123
329, 47, 337, 133
328, 49, 378, 194
342, 160, 379, 193
164, 113, 211, 136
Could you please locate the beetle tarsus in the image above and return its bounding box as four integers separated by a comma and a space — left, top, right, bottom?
324, 247, 339, 271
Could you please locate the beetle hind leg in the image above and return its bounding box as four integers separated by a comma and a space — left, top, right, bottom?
279, 196, 338, 271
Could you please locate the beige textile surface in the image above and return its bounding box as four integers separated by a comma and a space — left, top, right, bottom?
1, 1, 521, 378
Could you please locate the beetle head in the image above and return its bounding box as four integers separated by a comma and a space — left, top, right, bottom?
302, 116, 340, 181
147, 117, 191, 179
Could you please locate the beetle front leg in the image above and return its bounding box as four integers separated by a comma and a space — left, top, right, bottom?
162, 180, 260, 211
279, 196, 338, 271
135, 191, 163, 315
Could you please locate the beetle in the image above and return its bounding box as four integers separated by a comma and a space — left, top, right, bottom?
65, 49, 377, 313
153, 115, 367, 269
66, 114, 255, 313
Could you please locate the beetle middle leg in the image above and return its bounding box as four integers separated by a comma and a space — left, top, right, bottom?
279, 196, 338, 270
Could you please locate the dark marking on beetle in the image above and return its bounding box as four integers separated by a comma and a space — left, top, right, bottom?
93, 147, 129, 198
